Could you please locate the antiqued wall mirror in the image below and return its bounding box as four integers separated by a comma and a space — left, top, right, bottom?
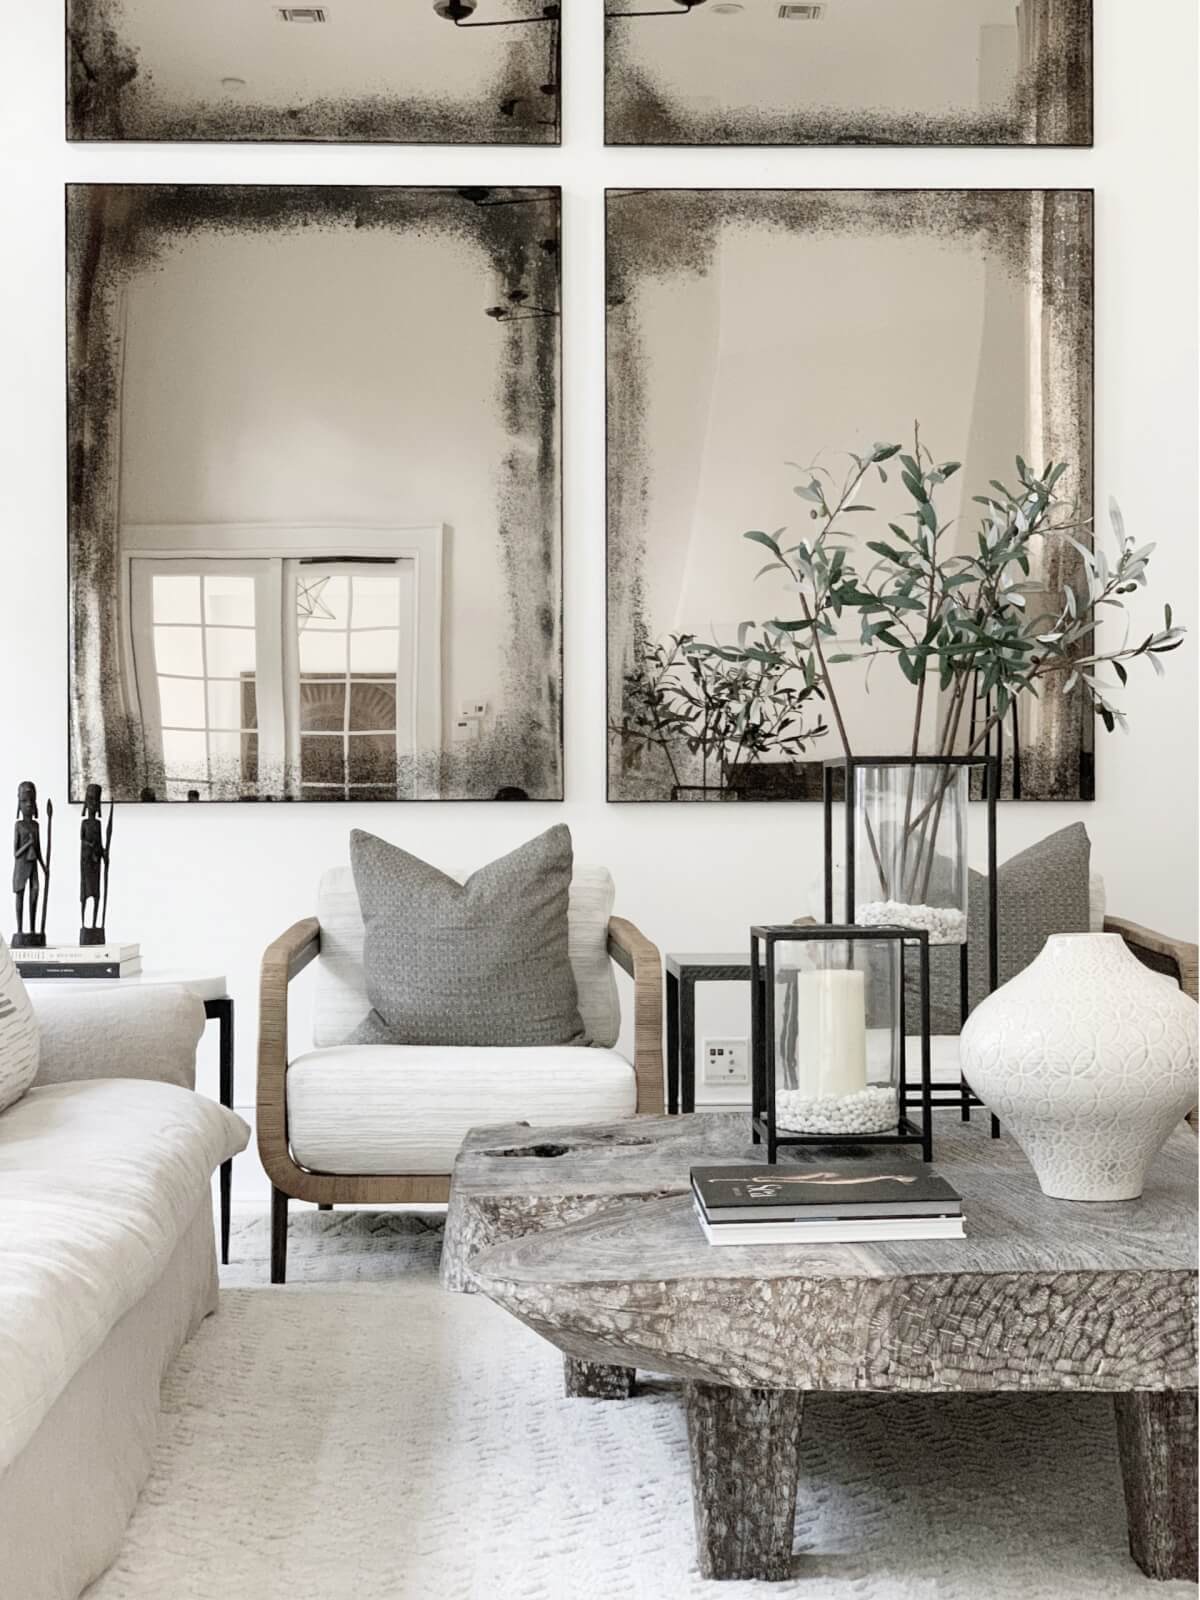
606, 188, 1095, 804
68, 184, 563, 803
605, 0, 1093, 147
67, 0, 562, 143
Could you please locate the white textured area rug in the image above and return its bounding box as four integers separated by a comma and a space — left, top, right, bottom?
85, 1212, 1193, 1600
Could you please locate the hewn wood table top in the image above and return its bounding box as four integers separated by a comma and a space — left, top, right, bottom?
472, 1119, 1198, 1394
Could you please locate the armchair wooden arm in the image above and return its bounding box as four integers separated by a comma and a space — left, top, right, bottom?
1106, 917, 1198, 1003
257, 918, 321, 1195
608, 916, 665, 1115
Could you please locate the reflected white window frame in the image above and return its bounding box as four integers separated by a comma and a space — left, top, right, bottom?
122, 524, 444, 800
284, 558, 418, 801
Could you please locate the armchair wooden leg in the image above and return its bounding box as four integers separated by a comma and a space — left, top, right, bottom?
271, 1187, 289, 1284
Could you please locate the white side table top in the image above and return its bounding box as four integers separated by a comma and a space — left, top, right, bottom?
25, 969, 228, 1004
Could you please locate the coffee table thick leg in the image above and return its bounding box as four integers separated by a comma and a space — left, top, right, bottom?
685, 1382, 803, 1583
563, 1357, 635, 1400
1114, 1391, 1199, 1581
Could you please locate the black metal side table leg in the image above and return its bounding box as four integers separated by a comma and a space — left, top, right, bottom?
680, 975, 697, 1114
666, 969, 681, 1115
207, 996, 235, 1266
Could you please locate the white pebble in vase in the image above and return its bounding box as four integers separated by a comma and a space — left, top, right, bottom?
857, 900, 967, 945
960, 933, 1198, 1201
776, 1085, 896, 1136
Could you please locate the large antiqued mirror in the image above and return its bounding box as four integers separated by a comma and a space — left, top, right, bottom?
607, 188, 1094, 803
68, 185, 562, 803
68, 0, 562, 143
605, 1, 1092, 147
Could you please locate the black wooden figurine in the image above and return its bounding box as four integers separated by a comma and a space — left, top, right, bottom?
13, 781, 52, 949
80, 783, 114, 945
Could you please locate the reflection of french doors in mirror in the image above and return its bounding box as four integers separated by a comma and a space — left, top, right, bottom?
124, 526, 443, 801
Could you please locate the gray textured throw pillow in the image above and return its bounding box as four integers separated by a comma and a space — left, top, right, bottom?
346, 825, 587, 1048
912, 821, 1092, 1033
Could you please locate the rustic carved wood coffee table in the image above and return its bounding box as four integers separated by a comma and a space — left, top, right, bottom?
467, 1118, 1198, 1585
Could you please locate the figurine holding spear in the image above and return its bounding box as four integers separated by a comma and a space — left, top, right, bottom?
12, 781, 48, 949
80, 783, 113, 945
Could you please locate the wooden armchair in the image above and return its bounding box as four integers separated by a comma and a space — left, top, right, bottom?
258, 889, 663, 1283
1105, 917, 1199, 1003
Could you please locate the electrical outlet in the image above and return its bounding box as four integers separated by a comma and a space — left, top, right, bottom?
703, 1038, 749, 1087
460, 699, 488, 720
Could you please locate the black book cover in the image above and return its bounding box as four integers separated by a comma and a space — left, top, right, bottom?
18, 963, 127, 979
692, 1157, 962, 1222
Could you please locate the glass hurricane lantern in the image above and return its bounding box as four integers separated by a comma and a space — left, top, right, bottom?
750, 924, 933, 1164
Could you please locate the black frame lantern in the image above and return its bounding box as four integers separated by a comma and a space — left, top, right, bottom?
751, 924, 933, 1165
822, 754, 1000, 1129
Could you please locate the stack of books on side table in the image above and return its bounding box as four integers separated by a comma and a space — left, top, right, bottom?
691, 1156, 964, 1246
16, 944, 142, 980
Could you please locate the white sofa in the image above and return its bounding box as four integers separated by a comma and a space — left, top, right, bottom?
0, 984, 249, 1600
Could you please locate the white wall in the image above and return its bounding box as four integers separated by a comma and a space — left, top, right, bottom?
1, 3, 1196, 1196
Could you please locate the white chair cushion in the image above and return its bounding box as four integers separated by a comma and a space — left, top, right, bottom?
313, 863, 620, 1051
1089, 870, 1106, 933
286, 1045, 637, 1175
0, 1078, 249, 1476
927, 1035, 963, 1081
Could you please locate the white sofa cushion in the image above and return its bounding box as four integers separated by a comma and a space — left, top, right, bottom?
0, 1078, 249, 1476
313, 863, 620, 1051
287, 1044, 637, 1174
0, 938, 38, 1113
28, 983, 205, 1090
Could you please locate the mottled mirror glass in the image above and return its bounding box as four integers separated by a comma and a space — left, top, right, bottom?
68, 0, 561, 143
606, 1, 1092, 147
69, 185, 562, 802
607, 189, 1094, 803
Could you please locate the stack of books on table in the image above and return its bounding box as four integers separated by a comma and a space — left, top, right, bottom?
691, 1156, 965, 1246
16, 944, 142, 980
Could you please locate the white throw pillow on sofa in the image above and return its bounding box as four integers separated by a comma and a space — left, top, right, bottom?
0, 937, 38, 1112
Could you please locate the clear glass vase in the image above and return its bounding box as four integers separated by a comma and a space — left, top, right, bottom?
853, 761, 969, 945
773, 935, 901, 1137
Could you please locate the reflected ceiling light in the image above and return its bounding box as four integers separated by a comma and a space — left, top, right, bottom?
435, 1, 560, 25
606, 0, 708, 16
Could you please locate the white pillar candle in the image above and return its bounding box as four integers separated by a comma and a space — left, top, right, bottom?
794, 969, 868, 1099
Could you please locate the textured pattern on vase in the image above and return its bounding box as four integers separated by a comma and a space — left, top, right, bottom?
960, 934, 1198, 1200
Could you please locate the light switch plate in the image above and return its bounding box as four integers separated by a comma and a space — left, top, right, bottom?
703, 1038, 749, 1086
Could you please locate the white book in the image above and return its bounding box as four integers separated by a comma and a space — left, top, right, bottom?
695, 1200, 965, 1247
16, 943, 140, 963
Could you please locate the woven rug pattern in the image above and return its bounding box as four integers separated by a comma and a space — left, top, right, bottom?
83, 1209, 1194, 1600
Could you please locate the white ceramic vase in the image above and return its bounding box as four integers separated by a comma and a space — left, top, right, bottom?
960, 933, 1198, 1201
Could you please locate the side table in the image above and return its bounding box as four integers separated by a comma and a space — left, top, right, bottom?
26, 970, 235, 1264
664, 953, 751, 1115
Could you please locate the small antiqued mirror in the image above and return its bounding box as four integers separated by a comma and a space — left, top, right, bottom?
605, 1, 1092, 146
68, 0, 562, 143
68, 185, 563, 803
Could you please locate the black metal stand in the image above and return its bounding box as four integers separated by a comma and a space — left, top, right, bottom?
822, 755, 1000, 1137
